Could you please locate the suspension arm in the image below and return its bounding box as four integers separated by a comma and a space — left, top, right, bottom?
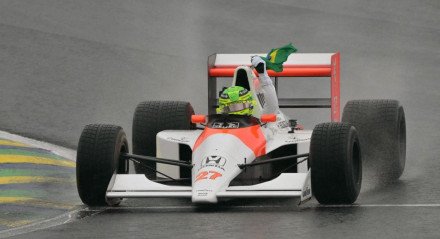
120, 153, 193, 168
237, 153, 309, 169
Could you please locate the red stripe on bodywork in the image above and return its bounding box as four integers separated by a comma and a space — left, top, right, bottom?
193, 125, 266, 157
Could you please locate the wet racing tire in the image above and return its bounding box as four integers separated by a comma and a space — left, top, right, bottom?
76, 124, 129, 206
342, 100, 406, 181
132, 101, 195, 179
310, 122, 362, 204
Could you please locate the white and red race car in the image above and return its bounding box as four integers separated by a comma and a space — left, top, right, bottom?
76, 53, 406, 206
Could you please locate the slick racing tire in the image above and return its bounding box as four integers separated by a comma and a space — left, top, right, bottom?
76, 124, 129, 206
342, 100, 406, 181
310, 122, 362, 204
132, 101, 195, 179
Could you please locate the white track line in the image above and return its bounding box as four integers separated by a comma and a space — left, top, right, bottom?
0, 130, 76, 161
314, 204, 440, 208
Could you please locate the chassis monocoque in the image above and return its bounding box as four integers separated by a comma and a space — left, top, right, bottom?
76, 53, 406, 206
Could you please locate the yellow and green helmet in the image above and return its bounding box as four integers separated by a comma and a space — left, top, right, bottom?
216, 86, 256, 115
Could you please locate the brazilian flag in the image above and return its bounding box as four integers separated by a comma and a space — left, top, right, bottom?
261, 43, 297, 72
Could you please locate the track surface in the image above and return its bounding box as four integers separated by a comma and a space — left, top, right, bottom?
0, 0, 439, 238
0, 133, 79, 235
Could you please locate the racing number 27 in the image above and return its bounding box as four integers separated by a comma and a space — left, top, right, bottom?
195, 171, 222, 182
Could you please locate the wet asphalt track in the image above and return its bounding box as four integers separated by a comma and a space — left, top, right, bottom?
0, 0, 439, 238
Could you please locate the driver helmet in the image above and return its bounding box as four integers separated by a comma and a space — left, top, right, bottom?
216, 86, 255, 115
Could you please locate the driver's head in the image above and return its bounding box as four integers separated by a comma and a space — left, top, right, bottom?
216, 86, 255, 115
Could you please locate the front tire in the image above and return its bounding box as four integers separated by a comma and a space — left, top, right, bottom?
310, 122, 362, 204
76, 124, 129, 206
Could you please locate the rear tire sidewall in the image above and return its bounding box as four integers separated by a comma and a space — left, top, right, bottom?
346, 127, 362, 201
394, 105, 406, 178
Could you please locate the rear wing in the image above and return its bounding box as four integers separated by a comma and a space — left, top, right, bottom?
207, 52, 340, 121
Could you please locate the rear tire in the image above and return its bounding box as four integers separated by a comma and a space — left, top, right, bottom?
132, 101, 195, 179
310, 122, 362, 204
342, 100, 406, 181
76, 124, 129, 206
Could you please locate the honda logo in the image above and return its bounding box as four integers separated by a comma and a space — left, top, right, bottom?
201, 155, 227, 168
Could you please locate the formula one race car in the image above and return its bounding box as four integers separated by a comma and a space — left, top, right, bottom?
76, 52, 406, 206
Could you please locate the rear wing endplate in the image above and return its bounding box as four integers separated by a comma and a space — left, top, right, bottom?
207, 53, 340, 121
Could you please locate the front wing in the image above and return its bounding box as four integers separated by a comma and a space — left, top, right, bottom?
106, 171, 312, 203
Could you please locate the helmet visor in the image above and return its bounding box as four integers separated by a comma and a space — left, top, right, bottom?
220, 102, 253, 114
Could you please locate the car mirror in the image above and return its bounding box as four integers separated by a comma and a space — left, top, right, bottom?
260, 114, 276, 123
191, 115, 206, 124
